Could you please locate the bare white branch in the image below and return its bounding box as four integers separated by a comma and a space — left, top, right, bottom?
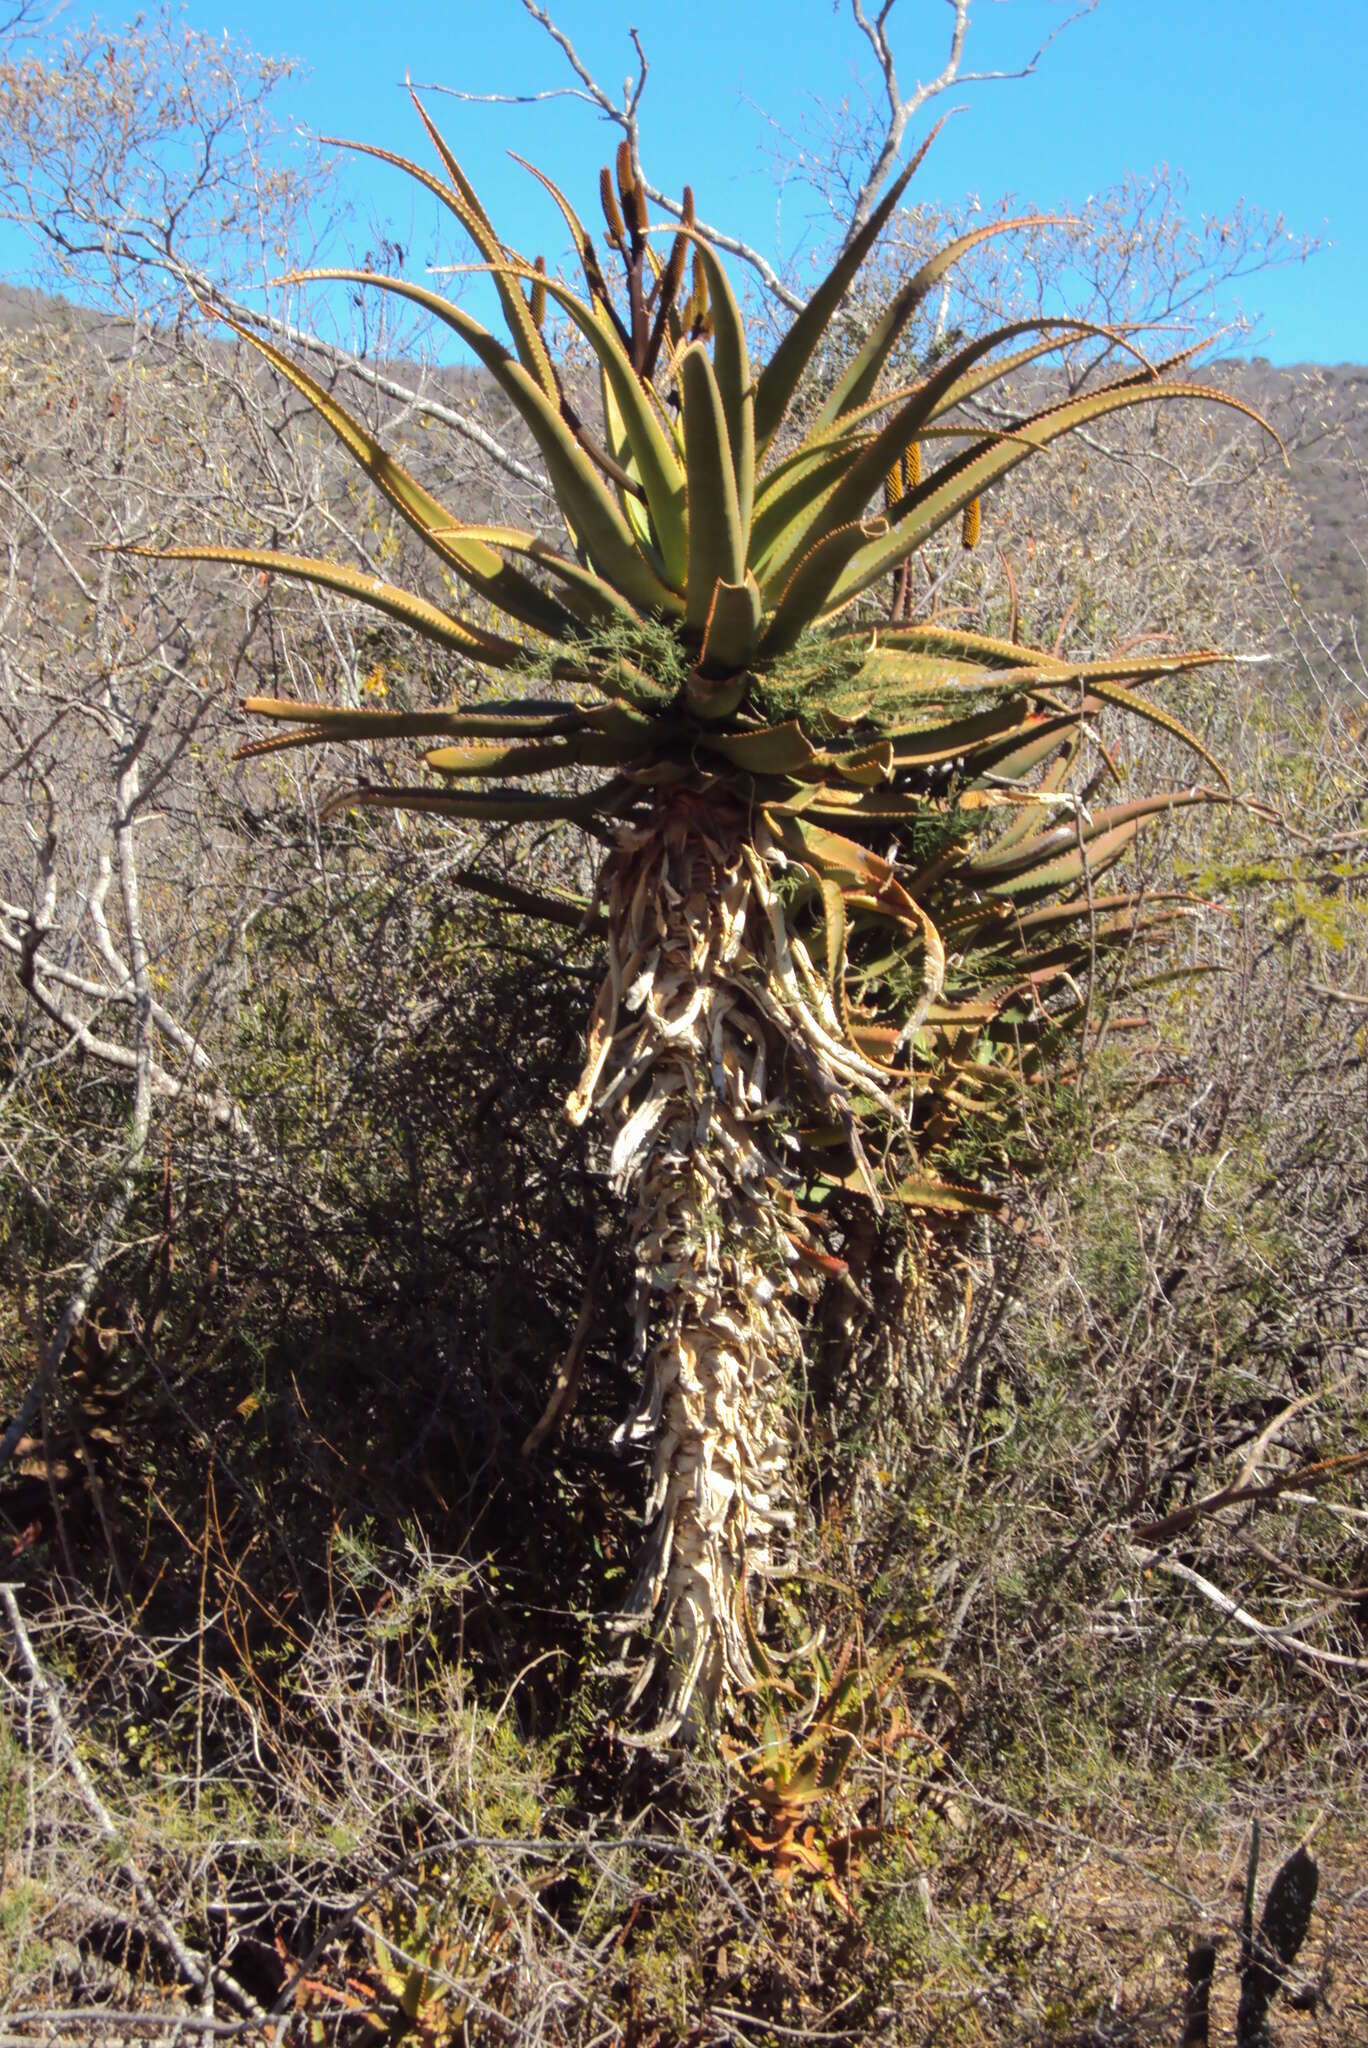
845, 0, 1100, 237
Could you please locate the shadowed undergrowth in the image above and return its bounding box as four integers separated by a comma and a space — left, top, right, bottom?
2, 768, 1365, 2041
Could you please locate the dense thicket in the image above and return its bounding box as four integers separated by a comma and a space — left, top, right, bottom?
0, 8, 1364, 2042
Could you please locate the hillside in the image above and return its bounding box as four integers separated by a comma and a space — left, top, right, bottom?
1229, 358, 1368, 637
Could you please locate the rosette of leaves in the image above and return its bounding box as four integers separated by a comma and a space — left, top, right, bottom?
145, 97, 1268, 1740
727, 1627, 952, 1912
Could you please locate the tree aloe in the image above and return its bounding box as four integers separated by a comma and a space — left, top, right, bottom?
150, 104, 1267, 1740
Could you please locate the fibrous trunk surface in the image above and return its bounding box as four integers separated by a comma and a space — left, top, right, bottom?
569, 792, 880, 1740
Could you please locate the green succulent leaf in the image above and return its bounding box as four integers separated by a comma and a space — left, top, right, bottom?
135, 544, 526, 663
842, 1167, 1002, 1213
324, 780, 632, 826
493, 260, 689, 589
698, 571, 764, 677
679, 343, 746, 633
771, 318, 1137, 589
761, 518, 889, 656
422, 523, 646, 631
970, 788, 1218, 881
747, 433, 874, 583
1075, 676, 1229, 788
673, 230, 755, 536
708, 720, 816, 774
424, 731, 649, 776
233, 697, 655, 763
922, 323, 1152, 420
826, 369, 1277, 608
753, 122, 943, 456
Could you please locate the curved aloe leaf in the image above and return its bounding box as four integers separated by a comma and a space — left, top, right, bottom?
980, 818, 1144, 899
884, 702, 1055, 768
406, 91, 591, 402
966, 714, 1082, 784
825, 371, 1279, 609
424, 522, 644, 630
971, 789, 1218, 898
240, 693, 570, 732
674, 231, 754, 537
135, 545, 525, 664
601, 370, 656, 552
754, 123, 944, 457
707, 719, 815, 774
843, 637, 1223, 703
747, 435, 873, 586
325, 780, 632, 826
1079, 675, 1228, 788
814, 215, 1064, 433
423, 730, 651, 776
817, 738, 895, 786
284, 268, 683, 617
769, 811, 899, 891
751, 379, 929, 526
404, 88, 499, 232
816, 875, 847, 994
679, 343, 745, 634
508, 152, 621, 322
233, 696, 648, 760
868, 1170, 1001, 1214
835, 621, 1061, 664
762, 519, 887, 657
972, 788, 1220, 874
923, 325, 1152, 422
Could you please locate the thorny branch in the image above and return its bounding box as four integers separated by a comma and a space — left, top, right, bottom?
1129, 1548, 1368, 1679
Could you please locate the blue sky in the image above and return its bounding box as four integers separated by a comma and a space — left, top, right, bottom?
15, 0, 1367, 361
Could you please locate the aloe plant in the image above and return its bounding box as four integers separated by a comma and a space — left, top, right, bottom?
146, 101, 1268, 1740
726, 1622, 954, 1909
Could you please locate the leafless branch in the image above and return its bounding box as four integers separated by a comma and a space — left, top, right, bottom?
415, 8, 808, 312
846, 0, 1100, 237
0, 1584, 267, 2018
1130, 1547, 1368, 1678
413, 0, 648, 145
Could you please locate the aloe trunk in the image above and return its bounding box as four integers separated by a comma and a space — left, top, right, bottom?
571, 798, 823, 1735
